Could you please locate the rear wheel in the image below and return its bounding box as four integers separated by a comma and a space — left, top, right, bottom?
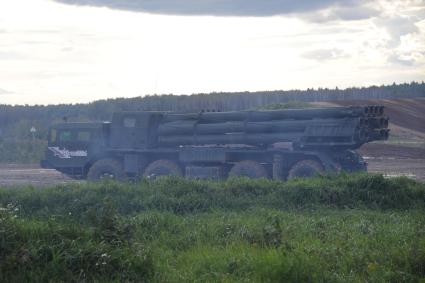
287, 159, 324, 180
229, 160, 268, 179
143, 159, 183, 179
87, 158, 126, 181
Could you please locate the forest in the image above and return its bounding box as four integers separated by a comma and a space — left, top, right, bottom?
0, 82, 424, 163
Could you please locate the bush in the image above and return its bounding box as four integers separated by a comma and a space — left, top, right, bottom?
0, 203, 153, 282
0, 139, 46, 164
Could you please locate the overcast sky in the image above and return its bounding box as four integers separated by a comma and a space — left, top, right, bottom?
0, 0, 424, 105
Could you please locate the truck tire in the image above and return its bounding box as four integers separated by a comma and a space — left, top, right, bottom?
87, 158, 126, 181
229, 160, 268, 179
143, 159, 183, 179
287, 159, 324, 180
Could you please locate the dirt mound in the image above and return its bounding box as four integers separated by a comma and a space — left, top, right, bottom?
358, 143, 425, 159
0, 166, 73, 187
313, 98, 425, 181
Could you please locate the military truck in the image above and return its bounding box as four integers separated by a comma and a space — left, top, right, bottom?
41, 106, 389, 180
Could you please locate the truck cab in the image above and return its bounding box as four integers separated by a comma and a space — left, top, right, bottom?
41, 122, 109, 178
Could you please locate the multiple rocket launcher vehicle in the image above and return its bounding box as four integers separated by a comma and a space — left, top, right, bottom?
42, 105, 389, 180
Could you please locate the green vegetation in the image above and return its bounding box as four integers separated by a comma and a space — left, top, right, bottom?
0, 139, 46, 163
0, 118, 49, 164
1, 174, 425, 282
258, 101, 315, 110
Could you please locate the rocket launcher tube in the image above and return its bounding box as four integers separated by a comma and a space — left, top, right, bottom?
162, 106, 372, 123
154, 105, 386, 150
159, 132, 306, 147
158, 118, 360, 136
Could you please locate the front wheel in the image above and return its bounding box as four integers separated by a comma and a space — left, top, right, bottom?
87, 158, 126, 181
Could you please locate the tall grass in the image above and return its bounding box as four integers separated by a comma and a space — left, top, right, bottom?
1, 174, 425, 282
1, 174, 423, 219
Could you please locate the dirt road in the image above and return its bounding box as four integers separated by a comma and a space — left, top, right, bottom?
357, 143, 425, 181
0, 164, 73, 187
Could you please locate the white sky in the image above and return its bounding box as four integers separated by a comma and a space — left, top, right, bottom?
0, 0, 424, 105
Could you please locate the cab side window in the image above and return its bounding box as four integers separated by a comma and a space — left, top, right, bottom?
59, 130, 72, 142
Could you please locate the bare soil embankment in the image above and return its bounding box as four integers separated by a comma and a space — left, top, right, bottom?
0, 164, 72, 187
316, 98, 425, 181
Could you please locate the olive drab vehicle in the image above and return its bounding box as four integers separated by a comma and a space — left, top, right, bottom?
41, 106, 389, 180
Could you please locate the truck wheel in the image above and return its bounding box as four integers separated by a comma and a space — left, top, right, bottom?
229, 160, 268, 179
287, 160, 324, 180
87, 158, 126, 181
143, 159, 183, 179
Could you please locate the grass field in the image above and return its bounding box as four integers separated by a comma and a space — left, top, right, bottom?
1, 174, 425, 282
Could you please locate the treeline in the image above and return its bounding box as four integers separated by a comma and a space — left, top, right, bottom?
0, 82, 424, 163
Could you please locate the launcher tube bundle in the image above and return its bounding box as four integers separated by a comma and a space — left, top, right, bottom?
157, 105, 389, 150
